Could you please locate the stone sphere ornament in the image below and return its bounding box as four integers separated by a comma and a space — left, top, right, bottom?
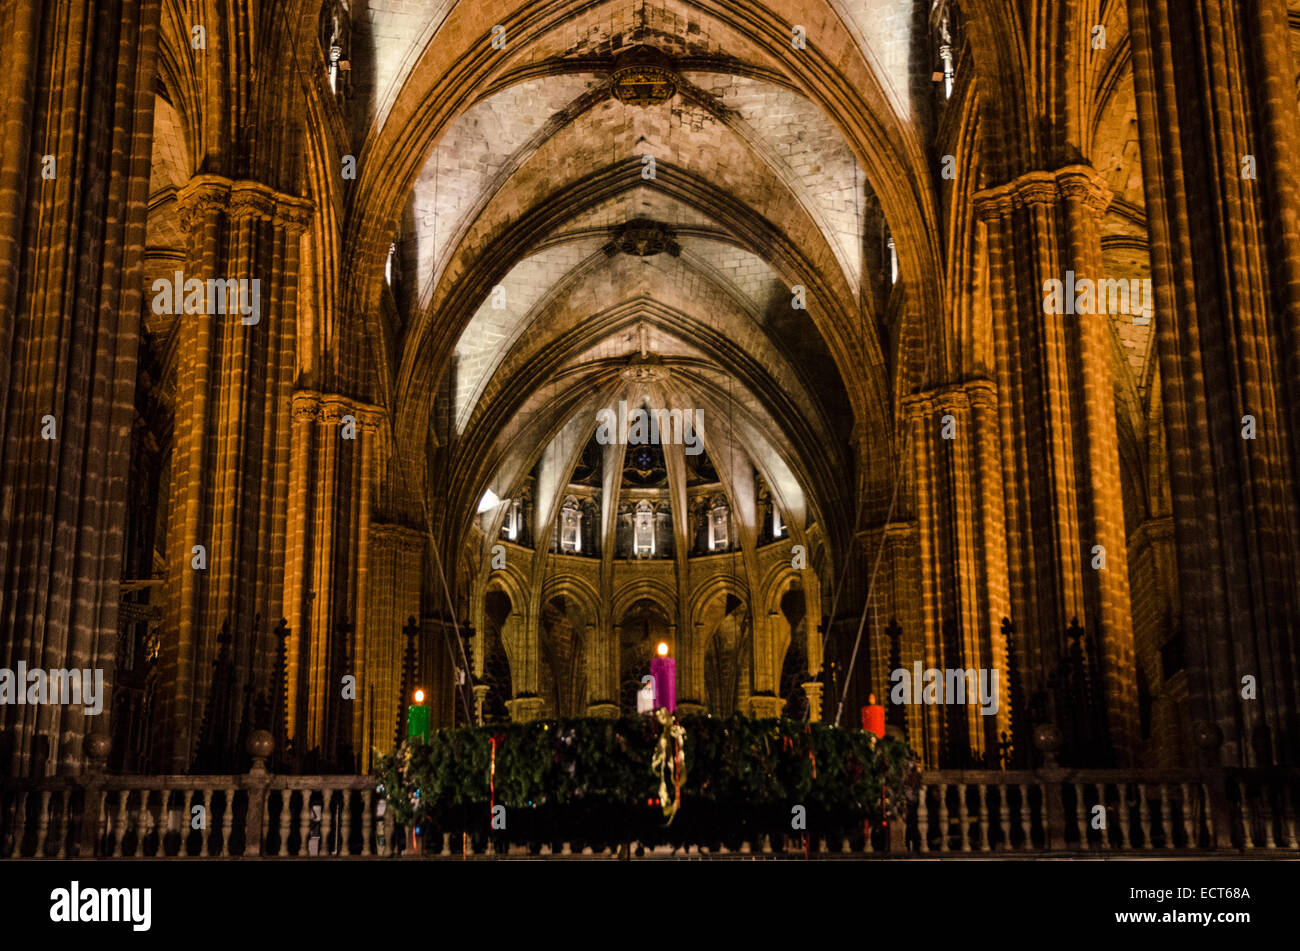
247, 729, 274, 770
84, 732, 111, 768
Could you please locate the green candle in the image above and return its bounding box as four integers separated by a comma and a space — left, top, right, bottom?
407, 697, 429, 742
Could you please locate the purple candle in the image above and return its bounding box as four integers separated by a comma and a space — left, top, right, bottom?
650, 650, 676, 712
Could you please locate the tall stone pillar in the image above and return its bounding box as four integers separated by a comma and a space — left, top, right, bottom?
903, 380, 1012, 764
1126, 0, 1300, 764
156, 177, 311, 770
853, 521, 920, 739
975, 166, 1139, 764
585, 621, 619, 717
278, 390, 385, 768
363, 522, 424, 769
0, 0, 161, 777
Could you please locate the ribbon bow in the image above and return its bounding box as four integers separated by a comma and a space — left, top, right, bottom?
651, 708, 687, 824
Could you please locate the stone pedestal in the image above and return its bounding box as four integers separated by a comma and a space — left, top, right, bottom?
473, 685, 491, 725
800, 682, 824, 722
506, 696, 545, 723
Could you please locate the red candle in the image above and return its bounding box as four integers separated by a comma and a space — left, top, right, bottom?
862, 693, 885, 738
650, 656, 676, 712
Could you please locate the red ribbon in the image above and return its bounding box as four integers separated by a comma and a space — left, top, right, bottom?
804, 723, 817, 779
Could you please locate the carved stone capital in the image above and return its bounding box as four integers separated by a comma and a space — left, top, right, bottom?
903, 378, 996, 418
973, 165, 1113, 217
1010, 171, 1061, 209
1054, 164, 1112, 214
971, 185, 1014, 222
175, 174, 314, 235
292, 388, 387, 427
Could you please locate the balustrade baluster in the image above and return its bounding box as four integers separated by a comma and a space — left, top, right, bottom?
1073, 784, 1090, 850
1157, 785, 1173, 849
1201, 783, 1216, 847
1018, 783, 1033, 851
997, 784, 1011, 852
220, 786, 235, 857
277, 789, 291, 856
140, 790, 156, 858
132, 790, 151, 858
917, 787, 929, 853
936, 783, 949, 852
1274, 784, 1294, 852
345, 789, 361, 852
361, 789, 374, 856
197, 789, 211, 857
1115, 784, 1132, 850
321, 788, 334, 856
1239, 787, 1254, 849
1262, 784, 1278, 849
34, 790, 52, 858
110, 791, 128, 857
1283, 785, 1298, 849
298, 790, 311, 856
976, 785, 990, 851
53, 793, 68, 859
957, 783, 970, 852
1179, 782, 1196, 849
361, 789, 371, 857
159, 789, 172, 857
1137, 785, 1152, 850
93, 789, 109, 857
7, 791, 28, 857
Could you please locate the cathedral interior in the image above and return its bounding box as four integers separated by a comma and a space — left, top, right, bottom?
2, 0, 1300, 792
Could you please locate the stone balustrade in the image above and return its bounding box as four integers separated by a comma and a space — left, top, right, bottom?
1, 732, 1295, 858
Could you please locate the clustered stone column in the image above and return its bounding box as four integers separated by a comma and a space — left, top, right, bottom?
1126, 0, 1300, 765
0, 0, 161, 777
279, 390, 386, 767
903, 380, 1011, 763
364, 523, 424, 766
155, 177, 311, 771
974, 166, 1139, 765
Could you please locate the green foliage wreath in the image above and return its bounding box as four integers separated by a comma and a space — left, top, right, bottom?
375, 715, 912, 851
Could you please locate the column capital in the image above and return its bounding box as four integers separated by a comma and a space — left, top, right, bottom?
176, 174, 315, 235
972, 165, 1112, 218
902, 378, 997, 416
291, 388, 388, 426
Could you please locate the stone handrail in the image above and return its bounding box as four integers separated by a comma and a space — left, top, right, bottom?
2, 734, 1295, 857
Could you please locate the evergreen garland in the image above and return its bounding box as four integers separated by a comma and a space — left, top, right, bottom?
375, 715, 912, 850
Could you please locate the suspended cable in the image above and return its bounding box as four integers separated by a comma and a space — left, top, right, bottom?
832, 425, 912, 728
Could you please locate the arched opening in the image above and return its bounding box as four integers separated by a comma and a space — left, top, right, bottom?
539, 596, 588, 717
481, 590, 515, 725
617, 599, 672, 715
703, 594, 751, 716
777, 586, 809, 719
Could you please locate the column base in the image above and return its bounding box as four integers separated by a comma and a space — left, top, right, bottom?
585, 702, 620, 719
505, 697, 545, 723
749, 695, 784, 719
800, 681, 824, 722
